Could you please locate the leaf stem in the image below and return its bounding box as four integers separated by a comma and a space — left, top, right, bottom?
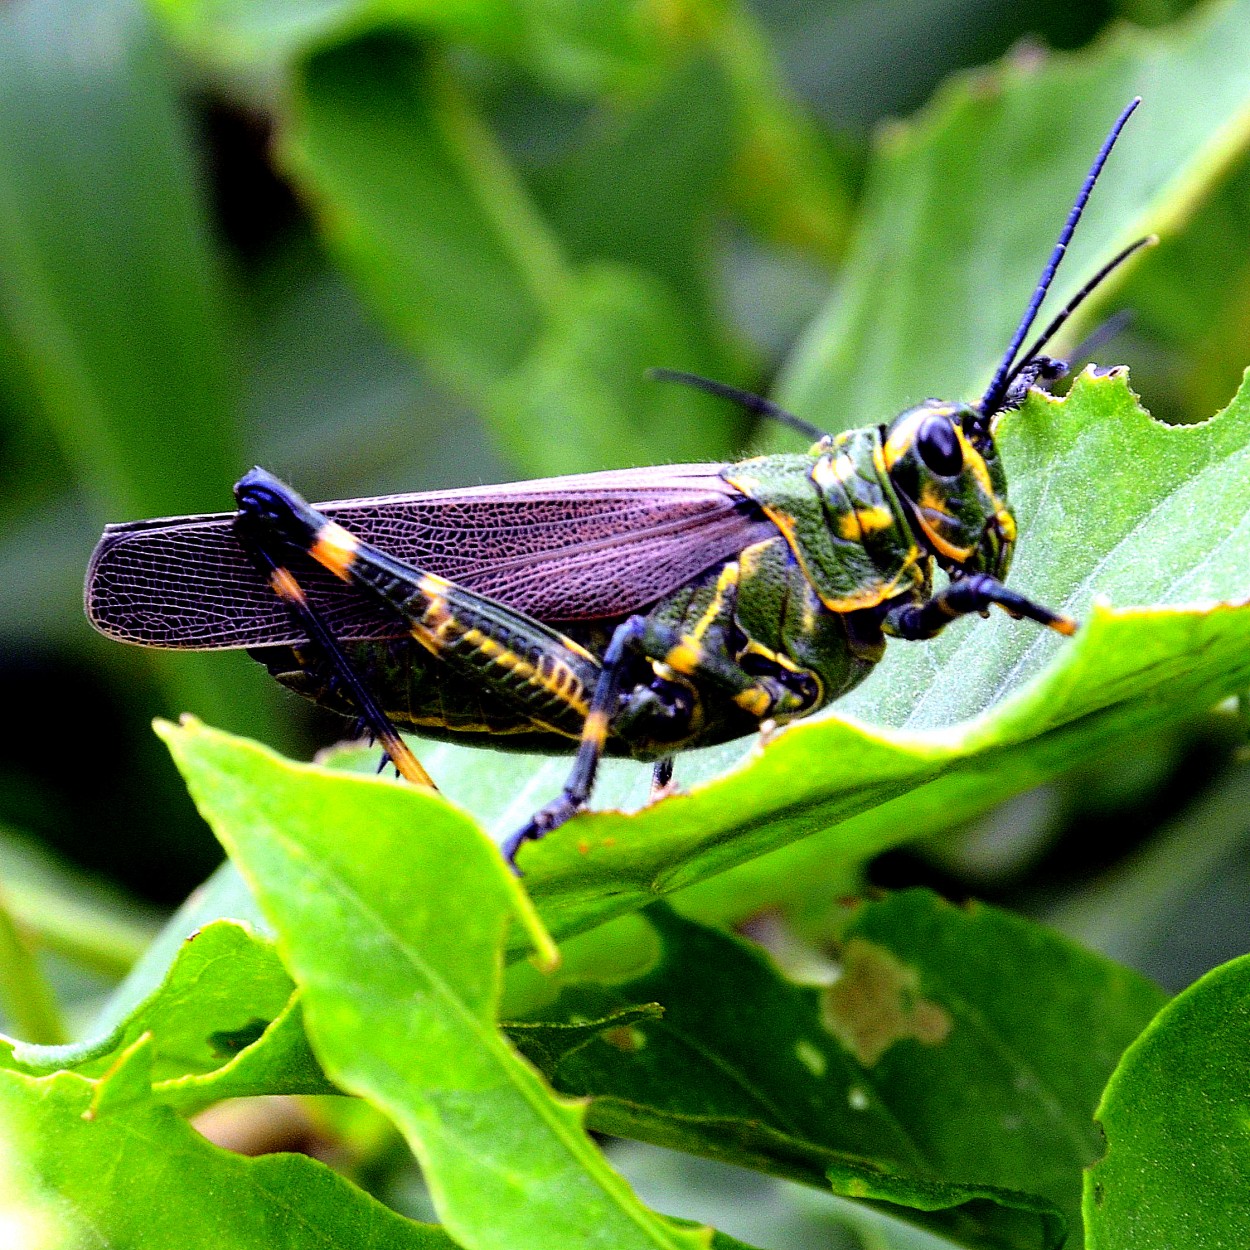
0, 882, 68, 1045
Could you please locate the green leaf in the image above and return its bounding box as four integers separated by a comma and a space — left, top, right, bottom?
0, 1034, 453, 1249
281, 35, 567, 400
0, 0, 277, 733
1046, 747, 1250, 976
1084, 953, 1250, 1249
94, 859, 269, 1036
157, 717, 713, 1250
489, 263, 738, 474
148, 0, 384, 71
0, 0, 238, 519
0, 885, 65, 1046
490, 0, 683, 97
150, 0, 682, 95
1113, 149, 1250, 424
709, 7, 858, 263
781, 0, 1250, 431
91, 920, 294, 1083
511, 898, 1164, 1250
3, 919, 286, 1073
281, 36, 740, 474
0, 825, 157, 981
242, 237, 509, 500
1, 918, 334, 1111
526, 53, 736, 336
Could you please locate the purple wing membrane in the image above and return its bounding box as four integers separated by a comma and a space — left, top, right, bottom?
86, 464, 776, 650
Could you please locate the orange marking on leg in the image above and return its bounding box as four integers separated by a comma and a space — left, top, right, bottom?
309, 521, 359, 581
582, 708, 610, 746
383, 733, 437, 789
269, 567, 307, 606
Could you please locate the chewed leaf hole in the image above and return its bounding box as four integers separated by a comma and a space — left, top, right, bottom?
208, 1018, 271, 1057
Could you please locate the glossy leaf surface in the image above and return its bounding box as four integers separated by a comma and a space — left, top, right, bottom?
0, 1035, 451, 1249
158, 718, 712, 1250
1084, 953, 1250, 1249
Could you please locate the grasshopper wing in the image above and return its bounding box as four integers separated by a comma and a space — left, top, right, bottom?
86, 464, 777, 649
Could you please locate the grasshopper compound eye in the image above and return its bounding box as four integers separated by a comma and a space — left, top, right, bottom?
916, 416, 963, 476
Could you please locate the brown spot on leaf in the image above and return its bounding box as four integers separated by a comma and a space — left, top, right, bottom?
600, 1025, 647, 1053
820, 938, 951, 1066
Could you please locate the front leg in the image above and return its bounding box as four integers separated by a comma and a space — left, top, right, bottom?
502, 616, 651, 872
503, 576, 820, 872
883, 573, 1076, 641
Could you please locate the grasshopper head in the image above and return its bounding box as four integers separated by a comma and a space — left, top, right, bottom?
882, 401, 1015, 580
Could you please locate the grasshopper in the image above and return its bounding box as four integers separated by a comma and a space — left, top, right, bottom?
86, 100, 1149, 870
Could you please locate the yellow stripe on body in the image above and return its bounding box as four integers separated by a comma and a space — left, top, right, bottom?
417, 572, 453, 595
811, 456, 838, 492
737, 539, 773, 584
855, 504, 895, 534
811, 453, 859, 493
691, 563, 739, 643
952, 423, 997, 498
882, 410, 927, 471
663, 639, 703, 676
762, 505, 921, 613
836, 503, 895, 542
914, 483, 976, 562
414, 622, 590, 717
739, 637, 801, 674
727, 461, 900, 611
408, 594, 453, 659
734, 687, 772, 717
658, 561, 741, 678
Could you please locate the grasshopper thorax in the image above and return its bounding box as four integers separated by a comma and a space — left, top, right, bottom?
878, 400, 1015, 581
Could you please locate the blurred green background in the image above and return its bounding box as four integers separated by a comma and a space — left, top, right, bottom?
7, 0, 1250, 1233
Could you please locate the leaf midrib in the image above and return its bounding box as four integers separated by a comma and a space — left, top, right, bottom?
253, 799, 699, 1250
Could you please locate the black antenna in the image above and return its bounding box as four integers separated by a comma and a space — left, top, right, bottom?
1000, 234, 1156, 392
647, 368, 828, 442
978, 97, 1141, 421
